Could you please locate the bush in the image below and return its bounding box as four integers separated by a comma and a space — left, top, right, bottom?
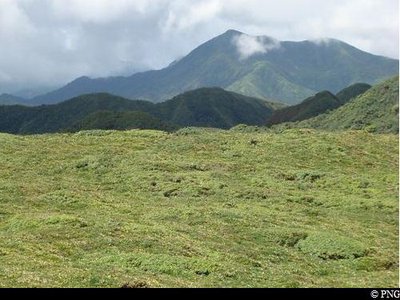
278, 232, 308, 247
121, 280, 150, 288
296, 232, 368, 260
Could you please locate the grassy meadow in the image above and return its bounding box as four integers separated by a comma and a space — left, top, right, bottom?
0, 128, 398, 287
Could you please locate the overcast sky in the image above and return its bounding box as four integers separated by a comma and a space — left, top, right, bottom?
0, 0, 398, 95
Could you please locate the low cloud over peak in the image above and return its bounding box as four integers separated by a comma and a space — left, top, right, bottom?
310, 38, 341, 46
232, 33, 281, 59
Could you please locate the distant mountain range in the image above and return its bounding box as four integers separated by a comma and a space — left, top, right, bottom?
0, 76, 397, 134
0, 93, 29, 106
0, 88, 278, 134
3, 30, 397, 106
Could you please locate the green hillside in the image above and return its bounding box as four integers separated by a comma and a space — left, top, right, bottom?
267, 91, 341, 125
155, 88, 276, 128
336, 83, 371, 104
0, 93, 155, 134
0, 88, 277, 134
293, 76, 399, 133
226, 60, 315, 102
267, 83, 372, 126
0, 129, 397, 287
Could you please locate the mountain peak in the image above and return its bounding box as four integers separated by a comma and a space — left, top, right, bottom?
308, 37, 342, 45
223, 29, 243, 36
29, 30, 398, 105
75, 76, 91, 81
221, 30, 274, 41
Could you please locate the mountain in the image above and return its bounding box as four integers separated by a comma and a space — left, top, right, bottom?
0, 93, 28, 105
0, 93, 155, 134
29, 30, 398, 105
267, 83, 371, 125
267, 91, 341, 125
336, 83, 371, 104
285, 76, 399, 133
0, 87, 277, 134
154, 87, 276, 128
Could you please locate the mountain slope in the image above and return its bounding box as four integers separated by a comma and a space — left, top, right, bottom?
0, 88, 277, 134
0, 93, 156, 134
0, 93, 28, 105
226, 60, 316, 101
267, 82, 372, 125
30, 30, 398, 105
336, 83, 371, 104
267, 91, 341, 125
293, 76, 399, 133
155, 87, 276, 128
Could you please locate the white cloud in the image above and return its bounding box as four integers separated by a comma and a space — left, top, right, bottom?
232, 34, 280, 59
310, 38, 339, 46
50, 0, 156, 23
218, 0, 398, 58
0, 70, 12, 83
0, 0, 33, 37
163, 0, 222, 32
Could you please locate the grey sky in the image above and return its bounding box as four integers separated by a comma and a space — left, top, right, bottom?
0, 0, 398, 95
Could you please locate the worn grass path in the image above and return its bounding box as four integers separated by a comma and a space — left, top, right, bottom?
0, 128, 398, 287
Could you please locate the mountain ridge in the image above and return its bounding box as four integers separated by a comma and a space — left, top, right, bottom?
0, 87, 278, 133
14, 30, 397, 106
0, 93, 28, 105
274, 76, 399, 133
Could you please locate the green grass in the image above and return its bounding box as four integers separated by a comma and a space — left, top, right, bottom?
0, 128, 398, 287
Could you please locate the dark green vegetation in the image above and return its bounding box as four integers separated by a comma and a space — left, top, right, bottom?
154, 88, 276, 128
267, 83, 371, 125
0, 93, 154, 134
267, 91, 341, 125
72, 111, 178, 132
23, 30, 397, 105
336, 83, 371, 104
1, 78, 395, 135
282, 76, 399, 133
0, 129, 397, 287
0, 88, 277, 134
